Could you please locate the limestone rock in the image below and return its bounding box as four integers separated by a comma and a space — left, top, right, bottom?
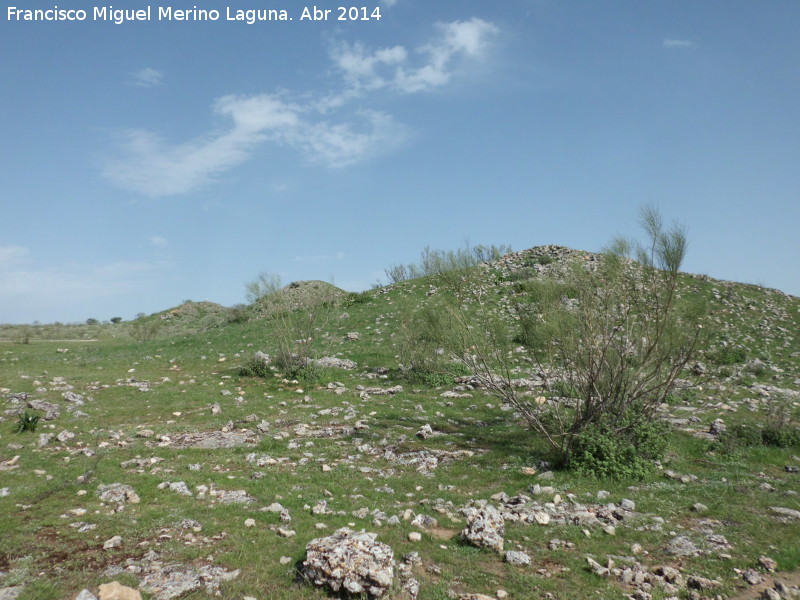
103, 535, 123, 549
139, 565, 239, 600
97, 582, 142, 600
770, 506, 800, 520
311, 356, 357, 370
27, 399, 60, 420
665, 535, 700, 557
302, 528, 394, 598
416, 424, 434, 440
57, 430, 76, 443
505, 551, 531, 566
759, 556, 778, 572
0, 587, 23, 600
461, 504, 504, 552
96, 483, 140, 505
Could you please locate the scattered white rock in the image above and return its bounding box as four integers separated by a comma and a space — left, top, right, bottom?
96, 483, 140, 505
103, 535, 123, 549
505, 551, 531, 566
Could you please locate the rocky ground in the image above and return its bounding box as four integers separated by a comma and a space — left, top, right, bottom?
0, 246, 798, 600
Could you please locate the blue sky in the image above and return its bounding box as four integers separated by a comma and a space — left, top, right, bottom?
1, 0, 798, 324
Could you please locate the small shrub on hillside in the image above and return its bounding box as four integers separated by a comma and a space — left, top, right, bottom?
503, 268, 537, 284
521, 254, 554, 267
761, 425, 800, 449
130, 318, 161, 342
569, 410, 670, 479
239, 357, 272, 378
271, 348, 322, 383
665, 388, 700, 405
14, 411, 40, 433
744, 359, 768, 378
245, 272, 282, 303
385, 243, 512, 283
286, 362, 321, 383
226, 305, 250, 325
11, 327, 32, 344
763, 403, 800, 448
729, 423, 763, 446
345, 291, 373, 305
401, 362, 471, 388
714, 422, 800, 453
707, 346, 747, 366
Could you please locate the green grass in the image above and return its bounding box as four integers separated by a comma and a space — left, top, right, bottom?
1, 251, 799, 599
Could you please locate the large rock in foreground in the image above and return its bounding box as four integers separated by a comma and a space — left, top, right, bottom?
302, 528, 394, 598
460, 503, 505, 552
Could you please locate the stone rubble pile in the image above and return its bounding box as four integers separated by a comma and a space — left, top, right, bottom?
302, 528, 395, 598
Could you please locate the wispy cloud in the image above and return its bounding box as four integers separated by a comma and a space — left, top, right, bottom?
663, 39, 697, 49
104, 95, 301, 195
293, 251, 346, 263
329, 18, 498, 95
0, 245, 173, 323
149, 235, 168, 246
103, 18, 498, 197
287, 110, 406, 168
129, 67, 164, 87
103, 96, 404, 194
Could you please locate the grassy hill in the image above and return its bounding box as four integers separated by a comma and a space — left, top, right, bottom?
0, 245, 798, 600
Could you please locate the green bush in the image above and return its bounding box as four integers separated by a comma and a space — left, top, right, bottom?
345, 291, 373, 305
716, 420, 800, 454
239, 357, 272, 378
288, 363, 321, 384
401, 362, 471, 388
11, 327, 32, 344
14, 411, 40, 433
744, 360, 768, 378
385, 243, 512, 284
707, 346, 747, 366
226, 305, 250, 325
129, 318, 161, 342
665, 388, 699, 405
503, 268, 537, 284
761, 425, 800, 449
569, 411, 670, 479
521, 254, 554, 267
728, 423, 763, 446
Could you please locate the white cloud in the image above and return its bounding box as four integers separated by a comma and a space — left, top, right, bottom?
288, 110, 407, 168
104, 19, 498, 196
381, 0, 398, 6
150, 236, 168, 246
103, 94, 301, 195
129, 67, 164, 87
329, 41, 408, 90
663, 39, 697, 49
104, 97, 404, 195
329, 18, 498, 94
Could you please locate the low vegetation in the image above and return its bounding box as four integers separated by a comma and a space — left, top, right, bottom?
1, 212, 798, 600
